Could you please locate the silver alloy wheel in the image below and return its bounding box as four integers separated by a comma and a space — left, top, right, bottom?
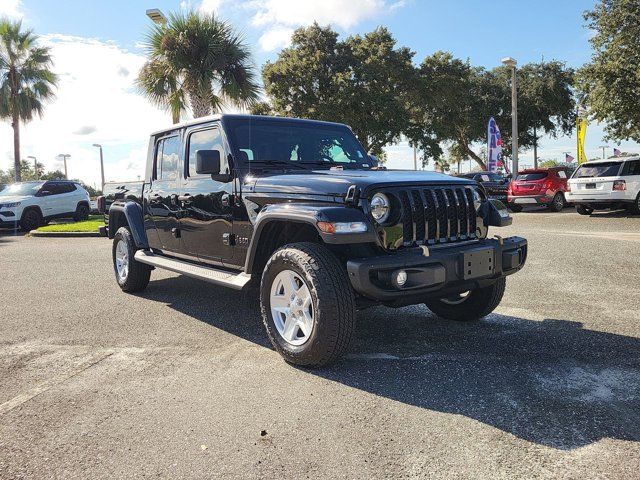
115, 239, 129, 282
270, 269, 314, 346
440, 291, 471, 305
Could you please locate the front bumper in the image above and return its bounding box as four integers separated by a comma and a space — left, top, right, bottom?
0, 211, 18, 228
508, 194, 550, 205
347, 236, 527, 304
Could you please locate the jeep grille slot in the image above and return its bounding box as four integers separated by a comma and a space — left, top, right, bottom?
392, 186, 478, 247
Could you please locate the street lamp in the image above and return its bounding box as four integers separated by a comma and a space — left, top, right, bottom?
92, 144, 106, 190
598, 145, 609, 159
57, 154, 71, 179
27, 156, 37, 179
501, 57, 519, 175
146, 8, 167, 24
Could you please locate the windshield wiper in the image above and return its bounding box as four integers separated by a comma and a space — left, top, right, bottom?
246, 160, 309, 170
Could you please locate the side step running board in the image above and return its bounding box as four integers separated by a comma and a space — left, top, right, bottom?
134, 251, 252, 290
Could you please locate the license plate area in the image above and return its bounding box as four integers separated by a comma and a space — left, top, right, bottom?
586, 183, 596, 189
462, 248, 495, 280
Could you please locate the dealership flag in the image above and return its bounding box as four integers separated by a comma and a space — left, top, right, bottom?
576, 117, 588, 164
565, 153, 575, 163
487, 117, 504, 173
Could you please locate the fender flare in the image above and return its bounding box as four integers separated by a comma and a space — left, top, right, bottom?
244, 203, 376, 274
108, 201, 149, 248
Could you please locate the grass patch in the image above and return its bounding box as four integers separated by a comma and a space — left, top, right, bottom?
36, 215, 104, 233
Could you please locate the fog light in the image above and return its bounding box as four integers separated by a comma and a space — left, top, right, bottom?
392, 269, 408, 288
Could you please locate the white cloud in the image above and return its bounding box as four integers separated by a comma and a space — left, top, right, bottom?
247, 0, 404, 51
258, 26, 294, 51
199, 0, 225, 14
0, 34, 171, 186
0, 0, 23, 18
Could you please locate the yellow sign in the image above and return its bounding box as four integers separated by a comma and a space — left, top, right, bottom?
577, 117, 588, 164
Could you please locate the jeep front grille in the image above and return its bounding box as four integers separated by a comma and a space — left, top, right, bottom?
386, 186, 478, 247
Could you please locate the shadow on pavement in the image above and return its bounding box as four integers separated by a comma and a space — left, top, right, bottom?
140, 275, 640, 451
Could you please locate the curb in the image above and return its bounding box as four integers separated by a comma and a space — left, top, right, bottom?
29, 231, 102, 238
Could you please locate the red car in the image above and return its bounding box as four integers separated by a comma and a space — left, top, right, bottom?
507, 166, 572, 212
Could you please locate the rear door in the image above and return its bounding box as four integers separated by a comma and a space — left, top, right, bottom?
622, 160, 640, 201
146, 133, 184, 254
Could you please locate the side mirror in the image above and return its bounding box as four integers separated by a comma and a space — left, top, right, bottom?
196, 150, 221, 175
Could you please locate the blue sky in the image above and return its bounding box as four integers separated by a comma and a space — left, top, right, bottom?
1, 0, 636, 185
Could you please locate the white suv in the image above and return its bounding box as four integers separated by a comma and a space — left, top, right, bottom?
0, 180, 91, 231
567, 156, 640, 215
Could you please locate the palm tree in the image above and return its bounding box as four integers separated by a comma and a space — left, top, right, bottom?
137, 11, 259, 121
0, 19, 57, 182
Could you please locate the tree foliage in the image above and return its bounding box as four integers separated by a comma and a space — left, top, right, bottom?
579, 0, 640, 142
137, 11, 259, 120
0, 18, 58, 181
262, 24, 416, 155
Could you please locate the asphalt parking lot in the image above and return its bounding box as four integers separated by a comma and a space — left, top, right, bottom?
1, 208, 640, 479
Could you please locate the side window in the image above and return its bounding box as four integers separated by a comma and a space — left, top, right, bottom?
47, 183, 65, 196
153, 140, 163, 180
160, 136, 180, 181
187, 128, 224, 177
624, 160, 640, 176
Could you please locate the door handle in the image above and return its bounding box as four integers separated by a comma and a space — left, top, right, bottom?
178, 194, 192, 203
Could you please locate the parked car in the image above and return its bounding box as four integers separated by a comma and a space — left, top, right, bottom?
567, 156, 640, 215
456, 171, 509, 204
107, 114, 527, 367
507, 166, 572, 212
0, 180, 91, 231
97, 181, 144, 236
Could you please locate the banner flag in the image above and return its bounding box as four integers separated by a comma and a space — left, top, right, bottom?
577, 117, 588, 164
487, 117, 504, 173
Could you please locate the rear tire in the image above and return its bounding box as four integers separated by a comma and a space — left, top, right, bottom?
425, 277, 506, 322
74, 203, 90, 221
629, 193, 640, 215
508, 204, 523, 213
112, 227, 151, 292
19, 208, 42, 232
260, 242, 356, 367
576, 204, 593, 216
549, 192, 565, 212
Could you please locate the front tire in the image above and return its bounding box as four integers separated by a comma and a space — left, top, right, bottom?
576, 204, 593, 216
112, 227, 151, 292
260, 242, 356, 367
20, 208, 42, 232
425, 277, 506, 322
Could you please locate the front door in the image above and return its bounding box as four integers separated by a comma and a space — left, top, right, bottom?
146, 134, 183, 254
179, 125, 234, 263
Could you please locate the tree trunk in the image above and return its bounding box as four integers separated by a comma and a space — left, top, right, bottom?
533, 125, 538, 169
187, 85, 212, 118
12, 114, 21, 182
461, 143, 487, 170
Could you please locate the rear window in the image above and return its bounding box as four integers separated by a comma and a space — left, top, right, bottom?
516, 172, 547, 181
573, 162, 622, 179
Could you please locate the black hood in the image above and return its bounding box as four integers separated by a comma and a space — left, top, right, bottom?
244, 169, 476, 198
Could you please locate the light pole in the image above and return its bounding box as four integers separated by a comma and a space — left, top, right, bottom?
501, 57, 519, 175
27, 156, 37, 179
146, 8, 167, 24
598, 145, 609, 159
92, 144, 106, 190
58, 154, 71, 179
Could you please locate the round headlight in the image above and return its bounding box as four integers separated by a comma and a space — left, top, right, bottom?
370, 193, 390, 223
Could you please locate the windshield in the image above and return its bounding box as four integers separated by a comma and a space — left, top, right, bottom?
516, 172, 547, 181
0, 182, 44, 197
573, 162, 622, 178
225, 118, 370, 169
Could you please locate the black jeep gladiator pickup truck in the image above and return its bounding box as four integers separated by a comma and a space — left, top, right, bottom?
109, 114, 527, 367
